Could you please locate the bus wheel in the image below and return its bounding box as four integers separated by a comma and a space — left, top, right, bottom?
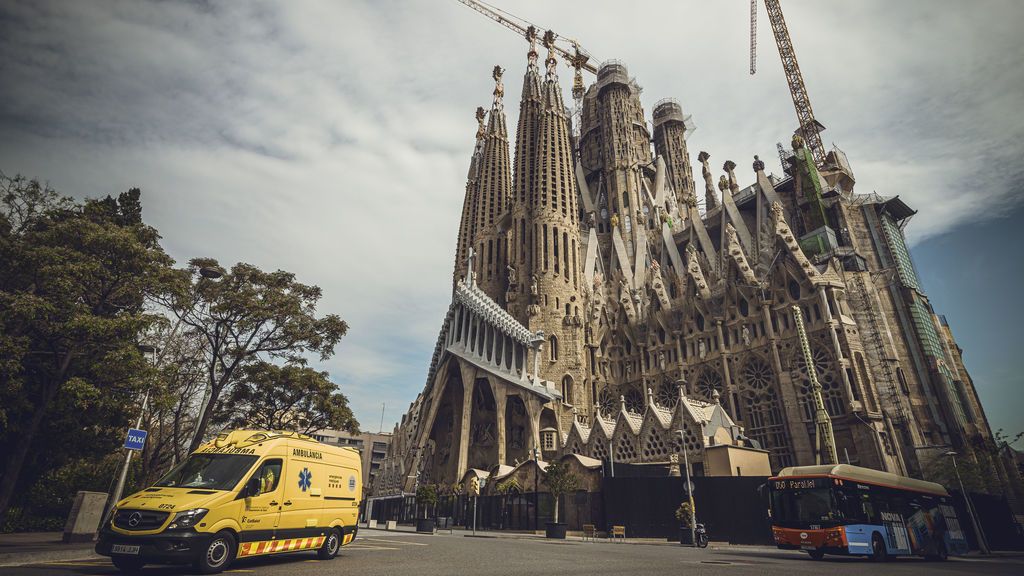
807, 550, 825, 560
194, 531, 236, 574
111, 556, 145, 573
317, 528, 342, 560
869, 533, 888, 562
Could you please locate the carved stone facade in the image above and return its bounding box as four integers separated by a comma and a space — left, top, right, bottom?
371, 53, 1003, 497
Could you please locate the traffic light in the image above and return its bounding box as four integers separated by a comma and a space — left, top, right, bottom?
468, 476, 480, 497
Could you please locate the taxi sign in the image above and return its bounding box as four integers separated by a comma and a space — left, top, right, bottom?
124, 428, 148, 451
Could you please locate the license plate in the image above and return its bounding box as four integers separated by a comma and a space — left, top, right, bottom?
801, 545, 816, 550
111, 544, 140, 555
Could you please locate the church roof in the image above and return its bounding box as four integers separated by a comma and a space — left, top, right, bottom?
454, 278, 537, 346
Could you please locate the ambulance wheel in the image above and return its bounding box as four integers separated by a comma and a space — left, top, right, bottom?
111, 556, 145, 573
194, 530, 236, 574
318, 528, 342, 560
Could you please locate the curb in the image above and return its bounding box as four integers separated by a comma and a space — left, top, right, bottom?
0, 549, 102, 568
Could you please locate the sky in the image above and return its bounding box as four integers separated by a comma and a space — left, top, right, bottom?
1, 0, 1022, 442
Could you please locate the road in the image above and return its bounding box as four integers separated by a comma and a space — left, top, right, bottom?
6, 529, 1022, 576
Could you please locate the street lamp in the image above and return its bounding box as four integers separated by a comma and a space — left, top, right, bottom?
532, 446, 540, 531
944, 451, 989, 554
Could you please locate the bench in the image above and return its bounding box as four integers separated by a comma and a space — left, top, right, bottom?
582, 524, 597, 541
610, 525, 626, 541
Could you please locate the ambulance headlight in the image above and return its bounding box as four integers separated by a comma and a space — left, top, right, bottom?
167, 508, 208, 530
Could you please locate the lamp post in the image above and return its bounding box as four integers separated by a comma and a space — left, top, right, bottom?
184, 267, 223, 451
676, 378, 696, 546
103, 266, 222, 526
945, 451, 989, 554
532, 446, 540, 532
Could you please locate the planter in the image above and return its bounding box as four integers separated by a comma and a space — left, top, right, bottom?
545, 522, 567, 539
415, 518, 436, 533
679, 527, 694, 545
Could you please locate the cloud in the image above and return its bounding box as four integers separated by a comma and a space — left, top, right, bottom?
2, 0, 1022, 430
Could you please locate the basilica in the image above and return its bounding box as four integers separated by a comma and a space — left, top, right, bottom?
370, 34, 1004, 499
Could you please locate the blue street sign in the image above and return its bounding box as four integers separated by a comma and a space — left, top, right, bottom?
124, 428, 148, 451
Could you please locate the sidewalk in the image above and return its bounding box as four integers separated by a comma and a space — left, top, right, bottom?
0, 532, 100, 567
360, 523, 715, 546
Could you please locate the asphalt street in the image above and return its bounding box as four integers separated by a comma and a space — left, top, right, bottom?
6, 530, 1022, 576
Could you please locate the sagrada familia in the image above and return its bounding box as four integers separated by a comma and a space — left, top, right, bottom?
370, 34, 1009, 498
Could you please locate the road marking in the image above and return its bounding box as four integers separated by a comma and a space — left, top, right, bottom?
345, 544, 400, 550
359, 537, 429, 546
226, 570, 256, 573
42, 561, 110, 566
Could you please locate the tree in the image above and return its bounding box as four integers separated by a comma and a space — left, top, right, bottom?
212, 361, 359, 435
541, 460, 579, 524
0, 174, 175, 527
415, 484, 439, 520
157, 258, 349, 452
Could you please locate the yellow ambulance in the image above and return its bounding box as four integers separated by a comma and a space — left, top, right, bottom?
96, 430, 362, 574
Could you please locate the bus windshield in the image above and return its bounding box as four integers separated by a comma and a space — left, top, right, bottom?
771, 487, 840, 527
154, 454, 258, 491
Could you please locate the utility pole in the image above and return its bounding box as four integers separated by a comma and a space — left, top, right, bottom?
793, 305, 837, 465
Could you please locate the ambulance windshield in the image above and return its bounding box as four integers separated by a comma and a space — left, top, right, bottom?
155, 454, 258, 491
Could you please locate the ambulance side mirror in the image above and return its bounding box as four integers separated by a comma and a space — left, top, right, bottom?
243, 476, 261, 498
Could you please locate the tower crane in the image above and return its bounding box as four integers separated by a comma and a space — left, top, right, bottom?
750, 0, 828, 168
457, 0, 596, 110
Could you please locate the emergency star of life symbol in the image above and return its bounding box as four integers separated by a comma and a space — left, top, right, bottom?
298, 468, 312, 492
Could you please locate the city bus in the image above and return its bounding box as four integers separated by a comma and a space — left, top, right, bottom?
768, 464, 968, 561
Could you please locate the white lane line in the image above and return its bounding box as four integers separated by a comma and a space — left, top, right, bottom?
359, 537, 429, 546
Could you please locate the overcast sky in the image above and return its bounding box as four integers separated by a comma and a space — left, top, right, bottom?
1, 0, 1022, 442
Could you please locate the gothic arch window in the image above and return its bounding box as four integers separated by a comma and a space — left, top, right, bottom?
561, 375, 574, 405
655, 380, 678, 408
788, 279, 801, 301
736, 356, 793, 469
598, 387, 616, 417
624, 387, 644, 414
549, 335, 559, 362
695, 367, 723, 401
896, 367, 910, 394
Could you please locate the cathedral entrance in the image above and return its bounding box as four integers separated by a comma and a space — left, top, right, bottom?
426, 362, 465, 483
468, 378, 498, 470
505, 395, 529, 465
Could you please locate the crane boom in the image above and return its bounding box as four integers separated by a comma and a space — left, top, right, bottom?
762, 0, 827, 168
457, 0, 598, 75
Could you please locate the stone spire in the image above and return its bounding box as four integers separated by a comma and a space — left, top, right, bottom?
508, 26, 545, 317
453, 106, 487, 289
697, 151, 719, 211
523, 35, 587, 405
652, 99, 696, 208
469, 66, 512, 303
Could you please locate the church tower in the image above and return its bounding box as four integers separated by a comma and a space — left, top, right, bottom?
452, 106, 486, 290
469, 66, 512, 303
508, 31, 588, 417
652, 99, 697, 212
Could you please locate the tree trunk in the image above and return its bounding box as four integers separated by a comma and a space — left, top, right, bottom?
553, 494, 559, 524
0, 380, 59, 526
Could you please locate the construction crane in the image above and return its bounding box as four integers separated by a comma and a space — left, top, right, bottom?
750, 0, 828, 168
793, 305, 838, 466
457, 0, 596, 106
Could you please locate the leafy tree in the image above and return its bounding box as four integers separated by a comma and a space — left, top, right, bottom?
415, 483, 439, 519
0, 174, 175, 527
211, 361, 359, 435
541, 460, 579, 524
157, 258, 349, 452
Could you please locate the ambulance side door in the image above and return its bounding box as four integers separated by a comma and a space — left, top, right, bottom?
237, 458, 283, 543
